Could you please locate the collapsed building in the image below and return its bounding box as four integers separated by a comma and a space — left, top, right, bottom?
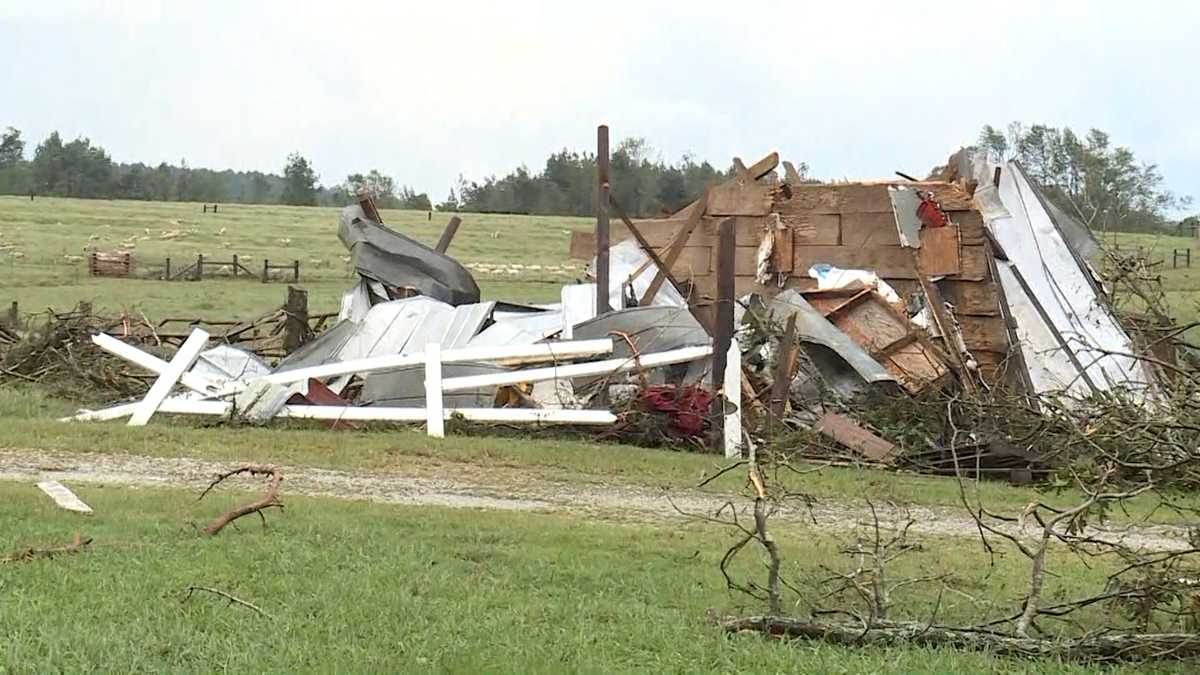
61, 147, 1167, 476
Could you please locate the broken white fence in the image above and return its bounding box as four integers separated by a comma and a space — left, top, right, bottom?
67, 329, 737, 454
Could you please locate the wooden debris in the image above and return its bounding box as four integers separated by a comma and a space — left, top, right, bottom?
36, 481, 93, 514
813, 412, 896, 464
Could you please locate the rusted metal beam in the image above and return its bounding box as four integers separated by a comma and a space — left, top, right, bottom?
435, 215, 462, 254
596, 125, 611, 315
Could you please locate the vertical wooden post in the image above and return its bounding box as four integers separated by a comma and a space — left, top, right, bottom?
283, 286, 309, 353
768, 313, 799, 434
262, 259, 269, 283
194, 254, 204, 281
293, 260, 300, 282
424, 342, 445, 438
164, 257, 171, 280
711, 217, 736, 447
595, 124, 611, 315
435, 216, 462, 253
232, 254, 239, 277
7, 301, 17, 328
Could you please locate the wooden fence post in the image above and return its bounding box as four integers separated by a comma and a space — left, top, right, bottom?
435, 216, 462, 254
194, 254, 204, 281
595, 124, 612, 315
7, 301, 17, 328
232, 254, 239, 277
164, 257, 171, 280
293, 260, 300, 283
283, 286, 310, 353
262, 259, 269, 283
711, 217, 736, 450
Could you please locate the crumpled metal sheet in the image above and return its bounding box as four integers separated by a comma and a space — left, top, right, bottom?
338, 204, 480, 306
768, 290, 895, 398
191, 345, 272, 384
572, 304, 711, 389
887, 186, 923, 248
238, 297, 492, 420
361, 361, 507, 408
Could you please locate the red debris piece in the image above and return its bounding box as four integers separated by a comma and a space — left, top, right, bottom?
916, 192, 948, 228
285, 377, 359, 430
642, 384, 713, 439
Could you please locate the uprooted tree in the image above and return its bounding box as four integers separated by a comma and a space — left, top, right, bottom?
694, 247, 1200, 663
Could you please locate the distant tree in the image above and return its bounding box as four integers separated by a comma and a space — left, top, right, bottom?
280, 152, 318, 206
436, 188, 459, 212
30, 132, 115, 197
978, 122, 1190, 232
339, 170, 399, 208
397, 185, 432, 210
0, 127, 24, 167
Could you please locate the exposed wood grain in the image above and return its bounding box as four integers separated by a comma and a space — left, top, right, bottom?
917, 224, 961, 277
813, 411, 896, 463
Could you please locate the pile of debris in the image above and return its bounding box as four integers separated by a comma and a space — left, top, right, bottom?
61, 190, 718, 441
55, 151, 1176, 478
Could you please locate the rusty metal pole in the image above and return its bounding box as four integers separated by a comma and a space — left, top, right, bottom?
596, 124, 611, 315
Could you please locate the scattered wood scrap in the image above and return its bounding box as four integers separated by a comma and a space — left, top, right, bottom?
36, 480, 94, 514
198, 465, 284, 537
813, 412, 896, 464
2, 532, 91, 563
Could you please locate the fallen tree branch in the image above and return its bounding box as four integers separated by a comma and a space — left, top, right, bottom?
198, 465, 284, 537
721, 616, 1200, 662
1, 531, 91, 563
182, 585, 271, 617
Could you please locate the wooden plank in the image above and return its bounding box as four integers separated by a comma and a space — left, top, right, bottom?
36, 481, 94, 513
937, 281, 1000, 316
949, 210, 986, 245
958, 315, 1011, 353
827, 295, 909, 353
768, 313, 798, 425
885, 340, 951, 393
781, 213, 840, 244
778, 182, 974, 215
708, 180, 772, 216
791, 245, 919, 279
954, 244, 989, 281
813, 411, 896, 464
839, 212, 900, 248
918, 224, 961, 276
127, 329, 209, 426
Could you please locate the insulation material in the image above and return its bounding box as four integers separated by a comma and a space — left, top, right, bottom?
985, 161, 1156, 398
808, 264, 903, 307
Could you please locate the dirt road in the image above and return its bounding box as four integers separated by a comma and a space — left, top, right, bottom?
1, 448, 1190, 551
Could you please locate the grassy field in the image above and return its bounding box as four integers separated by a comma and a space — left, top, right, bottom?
0, 196, 589, 318
3, 198, 1199, 671
1, 482, 1181, 674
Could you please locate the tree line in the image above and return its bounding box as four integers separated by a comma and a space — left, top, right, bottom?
0, 128, 433, 210
977, 122, 1191, 233
0, 123, 1189, 231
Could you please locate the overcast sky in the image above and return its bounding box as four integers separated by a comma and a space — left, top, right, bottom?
2, 1, 1197, 209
